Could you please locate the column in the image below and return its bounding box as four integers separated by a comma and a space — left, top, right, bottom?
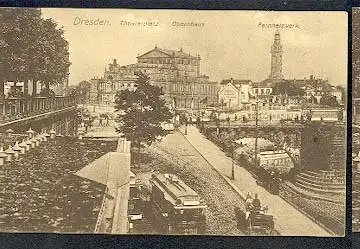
32, 80, 37, 96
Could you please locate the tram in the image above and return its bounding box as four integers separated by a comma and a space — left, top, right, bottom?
149, 173, 207, 235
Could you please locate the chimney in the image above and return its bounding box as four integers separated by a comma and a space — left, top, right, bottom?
113, 59, 117, 65
310, 75, 314, 81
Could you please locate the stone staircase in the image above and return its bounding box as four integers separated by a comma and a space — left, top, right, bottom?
294, 170, 345, 199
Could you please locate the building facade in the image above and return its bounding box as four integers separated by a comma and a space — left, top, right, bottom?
218, 79, 253, 109
91, 46, 218, 109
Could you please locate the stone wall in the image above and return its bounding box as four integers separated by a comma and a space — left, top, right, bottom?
300, 122, 346, 171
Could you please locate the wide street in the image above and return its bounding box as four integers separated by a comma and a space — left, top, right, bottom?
83, 118, 331, 236
146, 131, 246, 235
180, 125, 331, 236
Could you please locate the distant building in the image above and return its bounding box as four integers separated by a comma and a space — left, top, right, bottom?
254, 31, 344, 105
218, 78, 253, 109
252, 80, 274, 102
91, 46, 218, 109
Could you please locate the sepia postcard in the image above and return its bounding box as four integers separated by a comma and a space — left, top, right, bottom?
0, 8, 347, 236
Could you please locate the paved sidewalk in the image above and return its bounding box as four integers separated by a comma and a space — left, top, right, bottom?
182, 125, 332, 236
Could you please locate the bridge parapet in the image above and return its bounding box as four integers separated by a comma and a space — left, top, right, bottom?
203, 120, 305, 130
0, 95, 79, 124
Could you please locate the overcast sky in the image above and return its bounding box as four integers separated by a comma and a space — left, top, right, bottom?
41, 9, 347, 87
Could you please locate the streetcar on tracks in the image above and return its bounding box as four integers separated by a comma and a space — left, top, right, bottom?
149, 173, 207, 235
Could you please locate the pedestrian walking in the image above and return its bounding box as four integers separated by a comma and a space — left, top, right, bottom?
105, 114, 109, 126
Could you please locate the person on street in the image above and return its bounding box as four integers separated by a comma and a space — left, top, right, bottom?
105, 114, 109, 126
245, 193, 253, 209
245, 193, 253, 220
252, 193, 261, 211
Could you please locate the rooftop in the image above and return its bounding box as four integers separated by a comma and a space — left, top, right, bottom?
220, 78, 252, 86
138, 46, 198, 59
151, 173, 200, 205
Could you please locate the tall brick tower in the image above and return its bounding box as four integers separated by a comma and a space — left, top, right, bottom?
269, 30, 284, 80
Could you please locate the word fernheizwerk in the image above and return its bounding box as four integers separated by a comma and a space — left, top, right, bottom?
171, 21, 205, 27
73, 17, 111, 26
258, 22, 300, 29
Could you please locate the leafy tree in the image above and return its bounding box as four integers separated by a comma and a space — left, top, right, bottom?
272, 80, 305, 96
319, 94, 340, 107
34, 18, 70, 89
0, 8, 70, 91
75, 81, 91, 103
115, 72, 172, 151
0, 8, 42, 83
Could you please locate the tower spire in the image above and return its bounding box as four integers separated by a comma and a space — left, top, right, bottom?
269, 30, 284, 80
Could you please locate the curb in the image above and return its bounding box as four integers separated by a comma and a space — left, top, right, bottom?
178, 127, 282, 235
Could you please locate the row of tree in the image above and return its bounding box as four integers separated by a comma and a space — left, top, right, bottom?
272, 80, 343, 107
0, 8, 70, 91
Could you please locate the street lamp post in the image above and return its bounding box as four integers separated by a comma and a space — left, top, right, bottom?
231, 144, 235, 179
254, 98, 259, 168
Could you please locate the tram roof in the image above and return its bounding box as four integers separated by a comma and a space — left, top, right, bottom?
151, 174, 199, 204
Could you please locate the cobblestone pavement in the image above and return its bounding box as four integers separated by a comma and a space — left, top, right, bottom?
182, 125, 332, 236
142, 132, 246, 236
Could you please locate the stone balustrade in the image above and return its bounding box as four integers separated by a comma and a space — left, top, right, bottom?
0, 95, 79, 123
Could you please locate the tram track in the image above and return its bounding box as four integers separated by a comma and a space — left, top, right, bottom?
147, 133, 278, 236
150, 144, 245, 235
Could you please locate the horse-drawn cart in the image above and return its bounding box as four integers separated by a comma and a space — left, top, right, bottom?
234, 202, 275, 235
